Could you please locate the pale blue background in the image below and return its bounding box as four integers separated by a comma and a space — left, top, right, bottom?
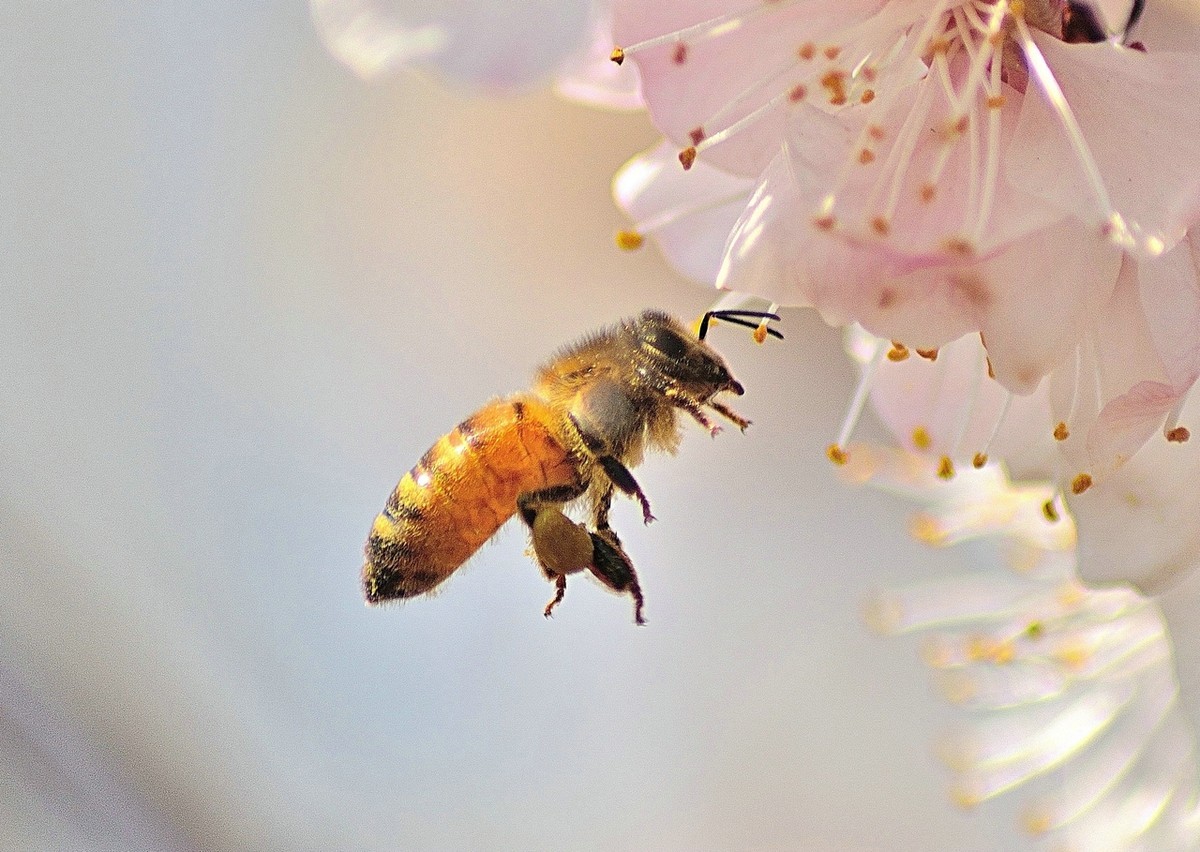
0, 5, 1048, 850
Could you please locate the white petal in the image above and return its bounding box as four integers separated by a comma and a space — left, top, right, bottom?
555, 3, 644, 110
311, 0, 592, 89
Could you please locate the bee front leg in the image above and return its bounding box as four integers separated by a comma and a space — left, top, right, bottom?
665, 388, 724, 436
708, 399, 751, 432
568, 414, 654, 524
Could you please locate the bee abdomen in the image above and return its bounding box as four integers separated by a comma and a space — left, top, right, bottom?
363, 396, 578, 604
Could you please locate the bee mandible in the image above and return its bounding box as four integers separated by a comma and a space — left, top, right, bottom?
362, 308, 781, 624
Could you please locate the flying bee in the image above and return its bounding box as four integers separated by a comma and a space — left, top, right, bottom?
362, 308, 782, 624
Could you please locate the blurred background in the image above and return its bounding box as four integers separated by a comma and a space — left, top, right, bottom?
0, 5, 1043, 850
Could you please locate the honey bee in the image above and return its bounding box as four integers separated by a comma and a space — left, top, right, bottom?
363, 308, 781, 624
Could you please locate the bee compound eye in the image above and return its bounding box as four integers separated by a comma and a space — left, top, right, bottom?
641, 324, 691, 361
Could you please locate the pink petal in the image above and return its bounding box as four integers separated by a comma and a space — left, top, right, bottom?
1070, 388, 1200, 592
722, 147, 1122, 394
1009, 33, 1200, 255
1139, 233, 1200, 391
614, 141, 754, 284
1048, 246, 1198, 479
613, 0, 889, 177
966, 221, 1123, 394
853, 327, 1058, 480
1086, 381, 1182, 475
311, 0, 591, 89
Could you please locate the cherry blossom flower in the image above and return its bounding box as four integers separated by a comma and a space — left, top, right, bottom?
849, 445, 1200, 849
611, 0, 1200, 480
311, 0, 643, 106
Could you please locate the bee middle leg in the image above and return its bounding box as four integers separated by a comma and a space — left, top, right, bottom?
567, 411, 655, 524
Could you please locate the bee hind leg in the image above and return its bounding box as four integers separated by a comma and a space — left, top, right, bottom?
525, 504, 592, 620
588, 530, 645, 625
544, 574, 567, 618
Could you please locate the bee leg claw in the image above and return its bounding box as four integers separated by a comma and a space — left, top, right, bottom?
544, 574, 567, 618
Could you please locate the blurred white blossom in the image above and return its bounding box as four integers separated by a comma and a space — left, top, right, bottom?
311, 0, 643, 104
849, 444, 1200, 850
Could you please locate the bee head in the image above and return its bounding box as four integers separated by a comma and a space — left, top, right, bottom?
631, 310, 744, 398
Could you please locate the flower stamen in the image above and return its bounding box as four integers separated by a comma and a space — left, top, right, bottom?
832, 336, 887, 464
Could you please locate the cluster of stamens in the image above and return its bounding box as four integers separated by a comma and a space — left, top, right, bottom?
613, 0, 1165, 264
829, 329, 1193, 508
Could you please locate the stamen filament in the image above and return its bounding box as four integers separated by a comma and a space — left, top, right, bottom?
976, 389, 1013, 467
1012, 16, 1126, 244
838, 339, 886, 449
615, 3, 779, 59
950, 343, 986, 458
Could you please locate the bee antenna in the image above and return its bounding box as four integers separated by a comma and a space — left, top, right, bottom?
698, 310, 784, 342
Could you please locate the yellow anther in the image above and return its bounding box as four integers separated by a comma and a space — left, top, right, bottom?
752, 324, 768, 344
910, 513, 943, 544
911, 426, 932, 450
1053, 421, 1069, 441
937, 456, 955, 479
615, 230, 644, 251
678, 146, 697, 170
1022, 806, 1053, 836
887, 341, 909, 361
972, 452, 987, 468
1071, 472, 1093, 494
826, 443, 848, 465
1056, 641, 1090, 671
610, 46, 625, 65
1042, 499, 1059, 522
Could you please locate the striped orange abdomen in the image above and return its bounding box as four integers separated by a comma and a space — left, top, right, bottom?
363, 395, 579, 603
